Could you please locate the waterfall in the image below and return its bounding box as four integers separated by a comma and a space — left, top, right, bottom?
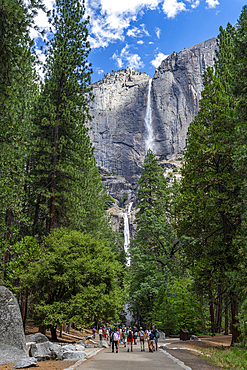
123, 202, 133, 266
144, 78, 154, 153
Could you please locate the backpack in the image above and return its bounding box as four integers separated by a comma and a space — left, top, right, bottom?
156, 331, 160, 338
128, 330, 133, 339
113, 332, 119, 341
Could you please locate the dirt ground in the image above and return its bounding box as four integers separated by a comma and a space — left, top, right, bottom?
164, 335, 232, 370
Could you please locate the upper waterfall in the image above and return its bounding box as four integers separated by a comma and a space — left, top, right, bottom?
144, 78, 154, 153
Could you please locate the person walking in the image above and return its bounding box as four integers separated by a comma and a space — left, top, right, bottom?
122, 328, 127, 348
93, 327, 96, 339
139, 327, 145, 351
127, 327, 133, 352
112, 329, 119, 353
133, 325, 138, 345
148, 330, 155, 352
155, 329, 160, 351
99, 327, 103, 342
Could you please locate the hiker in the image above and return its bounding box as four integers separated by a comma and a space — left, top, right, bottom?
106, 327, 109, 341
99, 327, 103, 342
155, 329, 160, 351
133, 325, 138, 345
127, 327, 133, 352
139, 327, 145, 351
112, 329, 119, 353
148, 330, 155, 352
93, 327, 96, 339
122, 327, 127, 347
103, 326, 106, 339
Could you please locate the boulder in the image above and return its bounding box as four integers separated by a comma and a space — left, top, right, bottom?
63, 351, 88, 361
25, 333, 48, 344
101, 341, 109, 348
0, 286, 29, 365
62, 344, 76, 352
190, 335, 201, 341
75, 344, 85, 351
159, 345, 168, 350
26, 342, 36, 355
77, 340, 85, 345
29, 341, 63, 361
12, 357, 39, 369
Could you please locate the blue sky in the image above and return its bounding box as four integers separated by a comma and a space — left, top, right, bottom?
32, 0, 247, 82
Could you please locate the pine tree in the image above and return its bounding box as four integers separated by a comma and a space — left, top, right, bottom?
176, 25, 242, 342
27, 0, 108, 237
0, 0, 42, 281
128, 150, 180, 324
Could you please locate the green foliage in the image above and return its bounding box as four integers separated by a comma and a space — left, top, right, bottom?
22, 228, 125, 328
128, 150, 182, 324
203, 347, 247, 369
151, 277, 204, 335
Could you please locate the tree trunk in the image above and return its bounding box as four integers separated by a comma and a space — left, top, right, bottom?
59, 326, 63, 338
67, 322, 72, 334
50, 327, 57, 341
231, 292, 241, 345
49, 126, 59, 232
225, 305, 229, 335
209, 286, 215, 333
2, 209, 12, 282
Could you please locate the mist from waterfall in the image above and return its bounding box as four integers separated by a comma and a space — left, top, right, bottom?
124, 202, 133, 266
144, 78, 154, 153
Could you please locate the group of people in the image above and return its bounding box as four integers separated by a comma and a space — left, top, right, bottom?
95, 325, 160, 353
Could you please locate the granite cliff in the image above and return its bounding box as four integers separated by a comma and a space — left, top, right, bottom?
88, 37, 217, 235
88, 37, 217, 186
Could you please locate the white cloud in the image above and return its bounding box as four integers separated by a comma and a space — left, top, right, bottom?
206, 0, 219, 8
162, 0, 187, 18
127, 23, 150, 37
96, 68, 104, 75
151, 52, 169, 68
155, 27, 161, 39
191, 0, 200, 8
149, 41, 154, 44
112, 44, 144, 69
137, 40, 144, 44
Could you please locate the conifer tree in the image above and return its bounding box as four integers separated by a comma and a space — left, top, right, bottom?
176, 25, 242, 342
0, 0, 41, 280
129, 150, 179, 323
27, 0, 107, 236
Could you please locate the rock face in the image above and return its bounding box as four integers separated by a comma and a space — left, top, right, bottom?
89, 38, 216, 184
152, 38, 216, 157
0, 286, 29, 365
88, 68, 150, 183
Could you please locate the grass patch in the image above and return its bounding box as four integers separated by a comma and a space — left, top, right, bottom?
202, 347, 247, 369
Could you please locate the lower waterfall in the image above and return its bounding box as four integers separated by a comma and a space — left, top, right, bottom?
124, 202, 133, 266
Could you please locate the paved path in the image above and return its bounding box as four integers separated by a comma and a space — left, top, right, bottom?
76, 344, 190, 370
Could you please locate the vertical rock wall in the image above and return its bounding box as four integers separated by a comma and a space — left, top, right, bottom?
152, 38, 216, 157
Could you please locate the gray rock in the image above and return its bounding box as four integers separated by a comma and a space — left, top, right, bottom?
152, 38, 216, 159
25, 333, 48, 344
159, 345, 168, 350
26, 342, 36, 355
190, 335, 201, 341
75, 344, 85, 351
88, 40, 217, 184
29, 341, 62, 361
62, 344, 76, 351
77, 340, 85, 345
100, 341, 109, 348
12, 357, 39, 369
0, 286, 29, 365
63, 351, 88, 361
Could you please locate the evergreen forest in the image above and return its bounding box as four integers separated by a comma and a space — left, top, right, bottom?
1, 0, 247, 347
